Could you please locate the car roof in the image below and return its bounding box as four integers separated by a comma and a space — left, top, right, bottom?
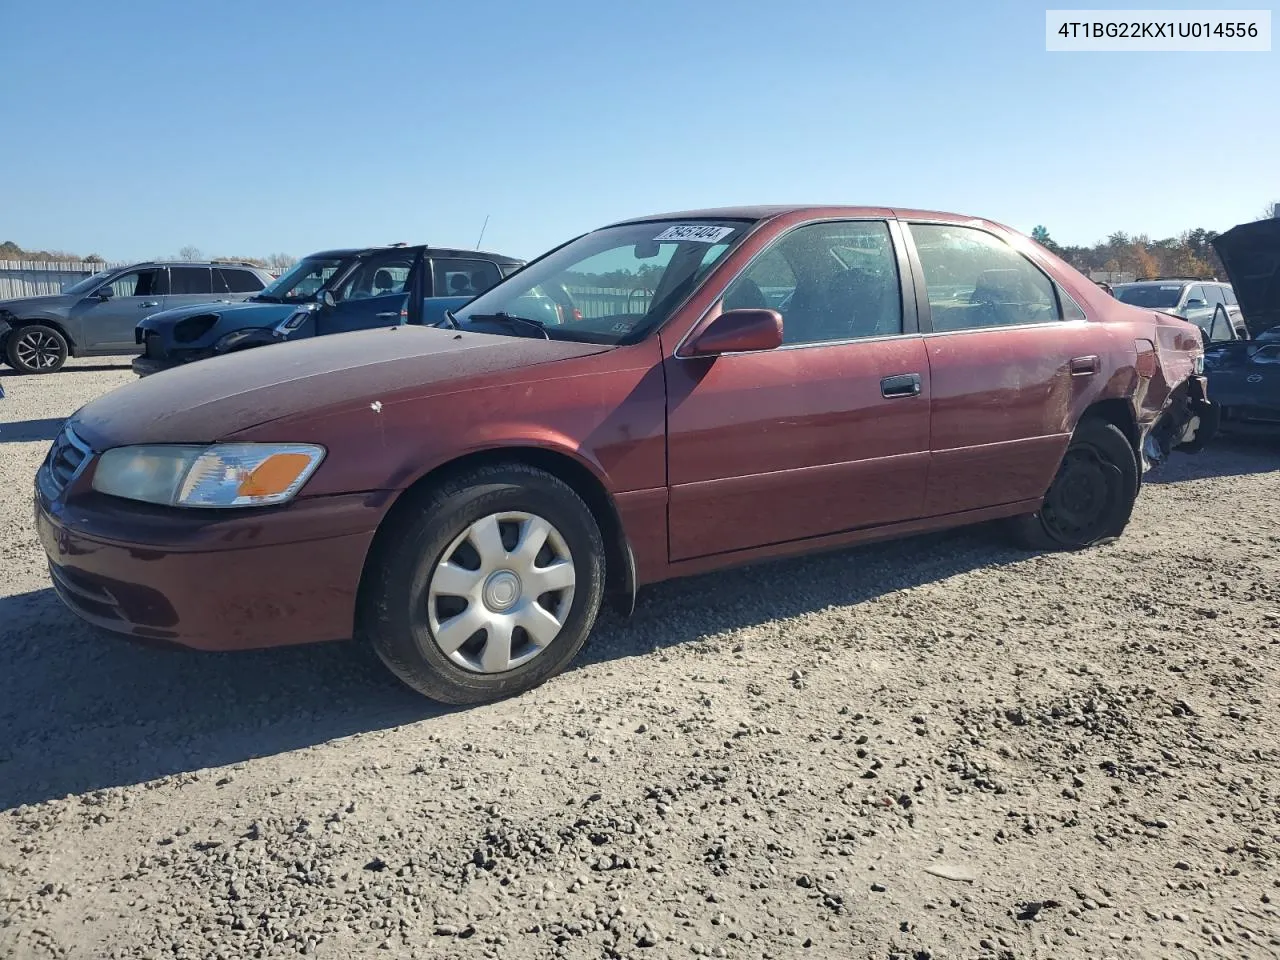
604, 204, 996, 227
305, 245, 523, 264
114, 260, 270, 270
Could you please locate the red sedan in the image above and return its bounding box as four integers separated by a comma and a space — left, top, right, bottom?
35, 206, 1212, 703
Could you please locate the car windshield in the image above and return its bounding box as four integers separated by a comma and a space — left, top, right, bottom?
1114, 284, 1184, 308
450, 219, 752, 343
61, 270, 114, 296
257, 256, 351, 303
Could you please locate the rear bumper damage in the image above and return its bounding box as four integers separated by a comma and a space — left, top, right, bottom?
1142, 374, 1216, 468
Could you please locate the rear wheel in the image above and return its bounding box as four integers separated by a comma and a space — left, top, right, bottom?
6, 324, 68, 374
1009, 419, 1138, 551
357, 463, 606, 704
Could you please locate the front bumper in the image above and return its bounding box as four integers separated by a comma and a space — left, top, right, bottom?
130, 354, 179, 377
36, 486, 385, 651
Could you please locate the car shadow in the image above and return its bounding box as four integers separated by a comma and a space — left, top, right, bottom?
0, 524, 1022, 810
0, 363, 134, 378
1145, 436, 1280, 485
0, 416, 66, 442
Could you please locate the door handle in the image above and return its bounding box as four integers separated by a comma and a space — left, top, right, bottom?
139, 301, 160, 308
375, 311, 399, 319
880, 373, 922, 398
1069, 355, 1099, 376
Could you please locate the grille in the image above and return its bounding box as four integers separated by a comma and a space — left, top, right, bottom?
42, 425, 91, 498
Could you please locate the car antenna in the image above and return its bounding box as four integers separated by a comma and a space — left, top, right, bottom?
475, 214, 490, 250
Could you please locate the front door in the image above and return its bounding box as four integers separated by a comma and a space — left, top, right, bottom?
904, 221, 1109, 516
70, 267, 168, 350
317, 248, 423, 335
664, 219, 932, 561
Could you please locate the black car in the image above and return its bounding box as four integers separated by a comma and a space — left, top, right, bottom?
132, 245, 524, 377
1202, 218, 1280, 428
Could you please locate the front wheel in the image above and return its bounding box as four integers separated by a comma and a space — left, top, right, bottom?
6, 324, 69, 374
357, 463, 606, 704
1009, 419, 1139, 551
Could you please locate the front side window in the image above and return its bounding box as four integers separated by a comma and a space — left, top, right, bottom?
909, 223, 1060, 331
105, 269, 164, 299
1203, 284, 1225, 306
451, 219, 751, 343
434, 258, 502, 298
169, 266, 213, 295
1224, 286, 1239, 305
257, 256, 351, 303
1184, 285, 1207, 307
721, 220, 902, 345
334, 251, 416, 302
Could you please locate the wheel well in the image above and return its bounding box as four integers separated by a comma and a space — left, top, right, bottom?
10, 318, 77, 354
1079, 398, 1139, 457
368, 447, 637, 617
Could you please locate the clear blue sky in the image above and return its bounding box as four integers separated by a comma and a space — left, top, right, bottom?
2, 0, 1275, 262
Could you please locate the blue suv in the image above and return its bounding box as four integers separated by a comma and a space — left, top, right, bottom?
132, 244, 523, 376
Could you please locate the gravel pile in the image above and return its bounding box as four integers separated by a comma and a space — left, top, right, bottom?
2, 359, 1278, 959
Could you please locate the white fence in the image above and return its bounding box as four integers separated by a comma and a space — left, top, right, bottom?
0, 260, 128, 300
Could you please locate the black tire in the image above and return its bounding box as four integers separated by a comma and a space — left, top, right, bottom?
1008, 419, 1139, 551
5, 323, 69, 374
357, 463, 606, 704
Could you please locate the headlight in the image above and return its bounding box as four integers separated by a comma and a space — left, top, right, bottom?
91, 443, 325, 508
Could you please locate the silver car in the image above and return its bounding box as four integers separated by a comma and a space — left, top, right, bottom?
1112, 278, 1247, 341
0, 261, 273, 374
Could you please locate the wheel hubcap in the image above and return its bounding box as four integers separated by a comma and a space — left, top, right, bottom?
15, 331, 61, 369
421, 511, 576, 674
1041, 447, 1119, 543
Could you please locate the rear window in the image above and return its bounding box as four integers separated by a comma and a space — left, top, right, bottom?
215, 268, 265, 293
1114, 284, 1184, 308
170, 267, 214, 295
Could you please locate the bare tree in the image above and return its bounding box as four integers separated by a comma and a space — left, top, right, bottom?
266, 252, 297, 272
178, 245, 203, 261
1259, 202, 1280, 220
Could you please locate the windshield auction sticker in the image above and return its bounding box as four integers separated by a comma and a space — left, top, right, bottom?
1046, 9, 1271, 50
653, 225, 736, 243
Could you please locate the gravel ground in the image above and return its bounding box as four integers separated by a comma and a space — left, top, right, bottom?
2, 357, 1279, 960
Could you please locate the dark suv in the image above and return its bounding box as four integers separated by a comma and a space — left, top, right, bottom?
132, 245, 523, 377
0, 261, 273, 374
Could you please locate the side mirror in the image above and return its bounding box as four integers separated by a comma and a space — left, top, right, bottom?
683, 307, 783, 357
319, 290, 336, 308
1184, 298, 1206, 310
95, 287, 113, 301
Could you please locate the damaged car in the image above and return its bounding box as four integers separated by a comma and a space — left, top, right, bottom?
1201, 218, 1280, 429
36, 205, 1211, 705
132, 244, 523, 376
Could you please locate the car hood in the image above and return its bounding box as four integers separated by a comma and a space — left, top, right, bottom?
69, 326, 614, 449
1212, 219, 1280, 337
0, 294, 70, 314
137, 299, 299, 331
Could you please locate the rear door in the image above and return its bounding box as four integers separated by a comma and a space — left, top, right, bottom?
166, 266, 221, 311
664, 218, 931, 560
69, 267, 168, 351
903, 221, 1106, 516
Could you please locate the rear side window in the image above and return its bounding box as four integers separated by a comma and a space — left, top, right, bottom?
215, 268, 265, 293
434, 258, 502, 297
170, 267, 214, 295
908, 223, 1060, 331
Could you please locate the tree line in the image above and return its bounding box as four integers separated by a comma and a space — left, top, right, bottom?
1030, 225, 1229, 280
